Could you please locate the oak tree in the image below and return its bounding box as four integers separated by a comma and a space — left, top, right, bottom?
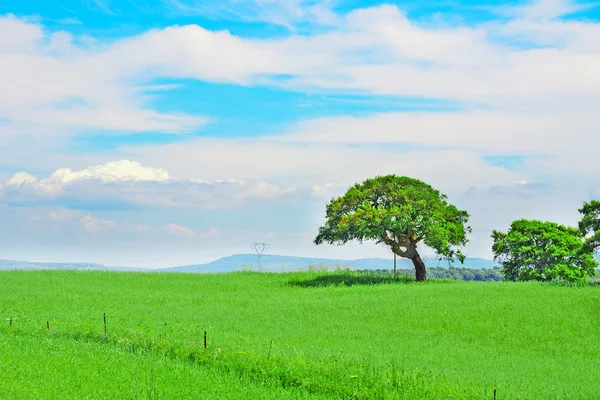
314, 175, 471, 281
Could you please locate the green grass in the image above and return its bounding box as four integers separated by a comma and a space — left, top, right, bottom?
0, 270, 599, 399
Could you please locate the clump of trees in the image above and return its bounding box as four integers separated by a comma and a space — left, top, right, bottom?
355, 267, 504, 281
491, 220, 597, 282
428, 266, 504, 281
491, 200, 600, 283
314, 174, 600, 284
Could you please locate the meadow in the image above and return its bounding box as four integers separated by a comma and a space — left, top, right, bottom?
0, 270, 599, 399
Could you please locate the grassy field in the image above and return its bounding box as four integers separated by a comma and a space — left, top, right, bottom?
0, 270, 599, 399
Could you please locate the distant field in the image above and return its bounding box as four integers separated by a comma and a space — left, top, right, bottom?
1, 271, 599, 399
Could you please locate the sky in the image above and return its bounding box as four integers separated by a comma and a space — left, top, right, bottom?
1, 0, 599, 268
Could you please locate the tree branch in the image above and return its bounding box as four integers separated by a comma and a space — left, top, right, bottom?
382, 233, 415, 258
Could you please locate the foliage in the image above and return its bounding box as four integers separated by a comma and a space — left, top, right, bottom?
491, 219, 597, 282
1, 270, 600, 399
314, 175, 471, 280
333, 268, 504, 282
427, 266, 504, 281
578, 199, 600, 252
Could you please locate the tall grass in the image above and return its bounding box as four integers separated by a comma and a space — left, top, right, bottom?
1, 270, 598, 399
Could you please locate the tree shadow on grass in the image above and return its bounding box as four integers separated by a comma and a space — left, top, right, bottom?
288, 272, 415, 288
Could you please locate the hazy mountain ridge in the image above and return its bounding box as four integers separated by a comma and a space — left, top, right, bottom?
161, 254, 499, 272
0, 259, 149, 272
0, 254, 498, 272
2, 253, 599, 273
17, 253, 600, 272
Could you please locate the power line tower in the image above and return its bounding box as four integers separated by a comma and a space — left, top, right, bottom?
250, 242, 270, 272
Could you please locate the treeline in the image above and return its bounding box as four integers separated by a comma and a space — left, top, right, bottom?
357, 267, 600, 282
356, 267, 504, 281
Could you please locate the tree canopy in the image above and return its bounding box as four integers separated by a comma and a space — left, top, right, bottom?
578, 200, 600, 253
491, 219, 597, 282
314, 175, 471, 281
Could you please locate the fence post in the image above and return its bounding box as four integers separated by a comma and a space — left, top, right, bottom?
204, 331, 207, 348
267, 340, 273, 360
103, 313, 107, 335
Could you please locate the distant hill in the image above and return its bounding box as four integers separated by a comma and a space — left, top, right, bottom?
0, 259, 149, 272
161, 254, 498, 273
0, 254, 499, 273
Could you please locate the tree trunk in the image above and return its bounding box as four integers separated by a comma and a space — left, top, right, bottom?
411, 252, 427, 282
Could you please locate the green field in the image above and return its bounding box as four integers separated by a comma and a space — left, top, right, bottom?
1, 270, 599, 399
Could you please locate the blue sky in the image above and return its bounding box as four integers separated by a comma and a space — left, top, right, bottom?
1, 0, 600, 268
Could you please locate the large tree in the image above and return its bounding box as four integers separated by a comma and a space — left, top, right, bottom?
313, 175, 471, 281
491, 219, 597, 282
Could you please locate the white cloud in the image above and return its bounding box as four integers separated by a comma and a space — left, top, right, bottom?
80, 215, 117, 232
166, 0, 338, 30
237, 181, 297, 199
0, 160, 171, 197
132, 223, 152, 232
496, 0, 596, 19
2, 2, 600, 146
488, 180, 554, 198
47, 160, 170, 184
499, 17, 600, 51
162, 223, 217, 237
274, 109, 600, 155
0, 160, 298, 209
164, 222, 196, 235
311, 182, 349, 198
0, 15, 206, 138
48, 208, 82, 222
119, 138, 522, 197
6, 172, 37, 186
0, 14, 43, 51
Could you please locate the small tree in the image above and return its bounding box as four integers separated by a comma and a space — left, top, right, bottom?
313, 175, 471, 281
491, 219, 597, 282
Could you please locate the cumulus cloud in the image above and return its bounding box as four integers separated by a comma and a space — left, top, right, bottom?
0, 160, 298, 209
0, 160, 171, 199
5, 172, 37, 186
47, 160, 170, 184
0, 14, 43, 51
